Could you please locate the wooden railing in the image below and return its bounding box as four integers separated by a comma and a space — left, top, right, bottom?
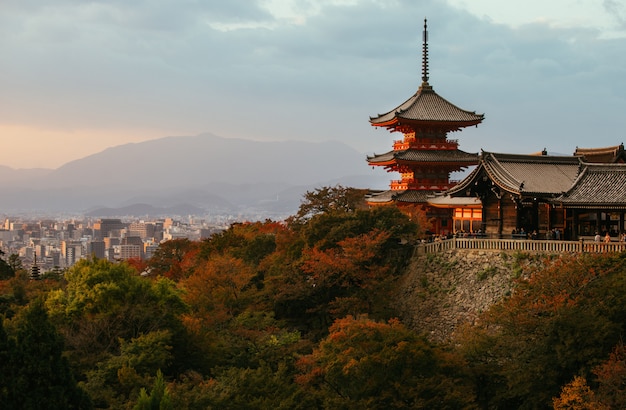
417, 238, 626, 255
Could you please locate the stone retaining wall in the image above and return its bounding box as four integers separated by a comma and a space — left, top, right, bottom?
395, 249, 556, 342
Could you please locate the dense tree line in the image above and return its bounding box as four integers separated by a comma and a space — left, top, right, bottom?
1, 185, 626, 408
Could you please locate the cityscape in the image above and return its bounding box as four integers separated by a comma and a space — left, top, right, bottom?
0, 216, 230, 273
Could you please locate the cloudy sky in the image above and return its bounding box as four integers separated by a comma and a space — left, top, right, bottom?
2, 0, 626, 169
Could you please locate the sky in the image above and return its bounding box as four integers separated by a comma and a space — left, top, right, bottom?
2, 0, 626, 169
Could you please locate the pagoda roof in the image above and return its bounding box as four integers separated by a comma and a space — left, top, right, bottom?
369, 83, 484, 132
427, 195, 482, 208
365, 189, 435, 204
554, 164, 626, 209
395, 190, 436, 203
369, 19, 484, 133
367, 148, 479, 165
448, 151, 583, 197
365, 190, 398, 204
575, 144, 626, 163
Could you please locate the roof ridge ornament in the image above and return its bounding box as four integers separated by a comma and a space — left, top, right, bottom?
422, 18, 429, 85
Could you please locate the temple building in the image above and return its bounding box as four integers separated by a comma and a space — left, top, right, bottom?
366, 19, 483, 234
443, 149, 626, 240
574, 144, 626, 163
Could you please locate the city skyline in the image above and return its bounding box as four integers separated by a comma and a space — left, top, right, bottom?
2, 0, 626, 169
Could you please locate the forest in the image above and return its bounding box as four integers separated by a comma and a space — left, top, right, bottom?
1, 185, 626, 409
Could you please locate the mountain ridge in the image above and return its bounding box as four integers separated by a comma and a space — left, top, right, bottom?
0, 133, 388, 216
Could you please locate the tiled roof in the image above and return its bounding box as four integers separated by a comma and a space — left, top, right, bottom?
575, 144, 626, 163
395, 190, 435, 203
365, 189, 435, 204
369, 84, 484, 129
365, 190, 397, 204
555, 164, 626, 208
367, 149, 478, 164
427, 195, 482, 208
448, 152, 583, 197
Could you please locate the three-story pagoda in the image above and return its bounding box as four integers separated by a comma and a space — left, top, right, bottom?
366, 19, 484, 233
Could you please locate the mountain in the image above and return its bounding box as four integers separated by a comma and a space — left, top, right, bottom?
0, 165, 52, 186
0, 133, 388, 217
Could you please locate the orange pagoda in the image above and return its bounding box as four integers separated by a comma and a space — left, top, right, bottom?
366, 19, 484, 234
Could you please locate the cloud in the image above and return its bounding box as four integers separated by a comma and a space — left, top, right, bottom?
1, 0, 626, 168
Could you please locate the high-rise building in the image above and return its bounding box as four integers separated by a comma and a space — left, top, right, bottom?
119, 244, 142, 260
88, 240, 106, 259
93, 219, 127, 239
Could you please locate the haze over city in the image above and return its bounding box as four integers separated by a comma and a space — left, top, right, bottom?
2, 0, 626, 169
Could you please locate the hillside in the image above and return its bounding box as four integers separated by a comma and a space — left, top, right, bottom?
3, 193, 626, 408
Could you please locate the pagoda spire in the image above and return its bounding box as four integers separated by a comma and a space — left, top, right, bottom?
421, 18, 429, 85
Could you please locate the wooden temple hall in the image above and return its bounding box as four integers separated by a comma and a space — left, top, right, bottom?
366, 20, 626, 240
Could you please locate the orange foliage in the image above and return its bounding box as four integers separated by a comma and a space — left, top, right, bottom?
181, 254, 255, 329
124, 258, 147, 273
592, 343, 626, 408
487, 254, 613, 329
553, 376, 606, 410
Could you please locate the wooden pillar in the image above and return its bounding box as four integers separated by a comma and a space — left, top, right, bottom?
546, 203, 552, 232
498, 197, 503, 238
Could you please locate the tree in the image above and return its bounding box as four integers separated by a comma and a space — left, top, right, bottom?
590, 342, 626, 409
147, 238, 199, 280
272, 206, 417, 337
458, 253, 626, 409
134, 370, 174, 410
83, 331, 173, 408
9, 298, 92, 409
180, 254, 257, 370
553, 376, 605, 410
296, 316, 475, 409
46, 259, 188, 370
289, 185, 368, 225
0, 250, 14, 280
7, 254, 23, 276
0, 318, 12, 404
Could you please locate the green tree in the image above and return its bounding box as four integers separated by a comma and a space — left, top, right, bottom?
7, 254, 23, 276
9, 298, 92, 409
289, 185, 368, 225
0, 250, 14, 280
134, 370, 174, 410
0, 318, 12, 404
83, 330, 173, 408
46, 259, 188, 371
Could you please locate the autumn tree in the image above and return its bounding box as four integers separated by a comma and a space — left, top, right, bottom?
146, 238, 199, 280
296, 316, 475, 409
458, 253, 626, 408
179, 254, 257, 369
552, 376, 604, 410
272, 206, 417, 338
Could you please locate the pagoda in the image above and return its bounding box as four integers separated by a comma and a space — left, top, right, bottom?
366, 19, 484, 234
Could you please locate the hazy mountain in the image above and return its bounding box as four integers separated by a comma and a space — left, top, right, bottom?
43, 133, 369, 189
0, 133, 388, 216
0, 165, 52, 186
84, 203, 207, 218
